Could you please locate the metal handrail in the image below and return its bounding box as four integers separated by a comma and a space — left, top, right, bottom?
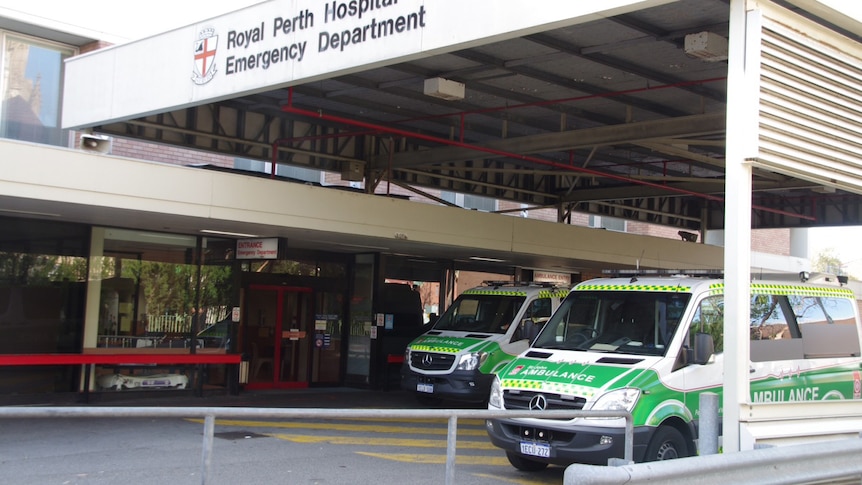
563, 435, 862, 485
0, 406, 632, 485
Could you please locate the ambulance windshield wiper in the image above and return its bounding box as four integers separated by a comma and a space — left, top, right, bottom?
536, 343, 585, 351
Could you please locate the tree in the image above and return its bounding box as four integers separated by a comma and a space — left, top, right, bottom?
812, 248, 851, 278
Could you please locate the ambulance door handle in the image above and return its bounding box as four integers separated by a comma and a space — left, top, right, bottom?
749, 367, 755, 373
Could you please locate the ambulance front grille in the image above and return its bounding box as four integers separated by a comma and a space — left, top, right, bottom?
410, 351, 455, 371
503, 390, 586, 410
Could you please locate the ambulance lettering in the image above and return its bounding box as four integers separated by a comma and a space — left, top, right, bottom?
505, 361, 604, 385
751, 386, 820, 403
518, 367, 596, 382
419, 337, 468, 347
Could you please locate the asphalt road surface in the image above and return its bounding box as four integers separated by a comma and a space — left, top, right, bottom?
0, 389, 567, 485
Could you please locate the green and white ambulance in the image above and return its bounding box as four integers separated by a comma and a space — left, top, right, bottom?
486, 272, 862, 470
401, 281, 569, 403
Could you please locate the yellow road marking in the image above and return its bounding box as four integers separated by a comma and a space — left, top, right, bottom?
471, 472, 558, 485
186, 418, 488, 436
268, 433, 498, 449
356, 452, 510, 466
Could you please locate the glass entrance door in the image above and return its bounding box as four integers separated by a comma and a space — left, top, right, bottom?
245, 285, 312, 389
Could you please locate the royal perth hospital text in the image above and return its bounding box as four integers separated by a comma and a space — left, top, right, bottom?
222, 0, 427, 75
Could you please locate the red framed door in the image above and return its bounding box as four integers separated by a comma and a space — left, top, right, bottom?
244, 285, 312, 389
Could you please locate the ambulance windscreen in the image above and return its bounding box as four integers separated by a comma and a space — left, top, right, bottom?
532, 291, 690, 356
432, 293, 526, 334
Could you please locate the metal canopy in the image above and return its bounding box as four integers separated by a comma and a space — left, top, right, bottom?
88, 0, 862, 233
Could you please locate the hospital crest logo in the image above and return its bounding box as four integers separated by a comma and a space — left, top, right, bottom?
192, 28, 218, 85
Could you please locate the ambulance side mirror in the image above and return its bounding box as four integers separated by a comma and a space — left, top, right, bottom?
690, 332, 714, 365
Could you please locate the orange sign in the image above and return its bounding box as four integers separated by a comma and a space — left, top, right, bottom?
282, 330, 306, 340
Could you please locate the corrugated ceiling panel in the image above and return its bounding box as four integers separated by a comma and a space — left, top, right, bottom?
754, 10, 862, 193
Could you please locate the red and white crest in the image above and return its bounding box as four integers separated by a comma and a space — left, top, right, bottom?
192, 28, 218, 85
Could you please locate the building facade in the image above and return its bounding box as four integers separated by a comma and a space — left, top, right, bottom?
2, 1, 858, 401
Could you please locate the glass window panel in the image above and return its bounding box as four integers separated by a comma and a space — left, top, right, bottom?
1, 34, 73, 146
0, 218, 89, 354
97, 229, 199, 348
690, 295, 723, 353
750, 294, 790, 340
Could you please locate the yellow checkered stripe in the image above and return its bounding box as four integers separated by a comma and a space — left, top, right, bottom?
710, 283, 854, 298
539, 289, 570, 298
411, 345, 459, 353
463, 289, 527, 296
501, 379, 597, 398
575, 284, 691, 292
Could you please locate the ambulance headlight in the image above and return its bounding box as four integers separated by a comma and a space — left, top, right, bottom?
456, 352, 487, 371
488, 376, 504, 409
589, 388, 640, 418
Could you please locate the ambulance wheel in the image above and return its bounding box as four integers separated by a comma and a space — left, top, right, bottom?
506, 452, 548, 472
644, 426, 688, 461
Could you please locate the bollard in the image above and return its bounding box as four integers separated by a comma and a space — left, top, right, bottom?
699, 392, 719, 455
201, 414, 215, 485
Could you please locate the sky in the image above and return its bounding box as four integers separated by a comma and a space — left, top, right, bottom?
0, 0, 262, 42
3, 0, 861, 270
806, 226, 862, 275
0, 0, 856, 43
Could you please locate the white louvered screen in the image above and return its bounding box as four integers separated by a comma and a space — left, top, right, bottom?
754, 4, 862, 194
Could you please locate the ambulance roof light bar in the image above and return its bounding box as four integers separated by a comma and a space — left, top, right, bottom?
601, 269, 724, 278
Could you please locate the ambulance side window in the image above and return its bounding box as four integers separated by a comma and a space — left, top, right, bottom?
515, 298, 552, 342
689, 295, 724, 354
526, 298, 552, 320
750, 294, 792, 340
789, 295, 861, 358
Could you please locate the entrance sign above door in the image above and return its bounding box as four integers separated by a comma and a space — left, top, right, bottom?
236, 237, 280, 259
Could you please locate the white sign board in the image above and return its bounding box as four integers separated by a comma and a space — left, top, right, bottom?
533, 271, 570, 285
62, 0, 668, 129
236, 237, 280, 259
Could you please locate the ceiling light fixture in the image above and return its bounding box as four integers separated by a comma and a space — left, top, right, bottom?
423, 77, 465, 100
333, 242, 391, 251
469, 256, 507, 263
0, 208, 61, 217
201, 229, 261, 238
684, 31, 728, 62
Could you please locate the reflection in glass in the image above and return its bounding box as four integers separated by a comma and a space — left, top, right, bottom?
96, 230, 234, 350
1, 35, 73, 145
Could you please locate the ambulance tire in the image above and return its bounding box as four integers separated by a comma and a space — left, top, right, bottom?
506, 452, 549, 472
643, 426, 688, 461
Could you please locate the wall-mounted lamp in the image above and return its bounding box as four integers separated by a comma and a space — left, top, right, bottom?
80, 134, 113, 154
678, 231, 699, 243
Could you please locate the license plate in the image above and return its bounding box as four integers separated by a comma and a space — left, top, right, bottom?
417, 383, 434, 393
520, 441, 550, 458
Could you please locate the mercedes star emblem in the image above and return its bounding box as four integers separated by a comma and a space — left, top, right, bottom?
528, 394, 548, 410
